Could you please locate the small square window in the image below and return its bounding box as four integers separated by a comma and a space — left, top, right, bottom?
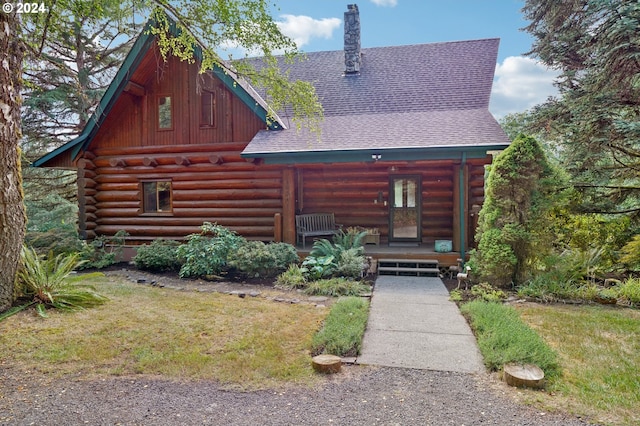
158, 96, 172, 129
143, 181, 172, 213
200, 90, 215, 127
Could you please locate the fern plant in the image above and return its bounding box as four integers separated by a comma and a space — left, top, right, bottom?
7, 246, 108, 319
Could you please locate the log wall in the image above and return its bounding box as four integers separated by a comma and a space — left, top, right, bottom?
298, 157, 491, 244
87, 144, 282, 242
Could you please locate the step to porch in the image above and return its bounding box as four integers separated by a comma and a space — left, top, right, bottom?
377, 258, 440, 277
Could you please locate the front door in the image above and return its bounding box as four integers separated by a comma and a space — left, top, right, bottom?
389, 176, 421, 243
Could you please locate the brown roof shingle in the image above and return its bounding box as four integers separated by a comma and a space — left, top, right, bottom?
242, 38, 510, 160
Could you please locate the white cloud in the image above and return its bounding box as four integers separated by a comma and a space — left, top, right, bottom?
489, 56, 560, 118
370, 0, 398, 6
277, 15, 342, 48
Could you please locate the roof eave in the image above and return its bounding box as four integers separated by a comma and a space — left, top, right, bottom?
241, 144, 509, 165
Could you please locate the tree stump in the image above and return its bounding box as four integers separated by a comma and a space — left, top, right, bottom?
312, 354, 342, 374
503, 363, 545, 389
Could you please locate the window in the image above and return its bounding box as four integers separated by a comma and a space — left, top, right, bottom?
142, 181, 172, 213
200, 90, 215, 127
158, 95, 172, 129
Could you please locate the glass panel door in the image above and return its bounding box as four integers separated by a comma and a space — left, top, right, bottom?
390, 176, 421, 242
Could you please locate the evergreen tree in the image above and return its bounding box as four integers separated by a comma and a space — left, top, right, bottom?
522, 0, 640, 219
471, 134, 559, 287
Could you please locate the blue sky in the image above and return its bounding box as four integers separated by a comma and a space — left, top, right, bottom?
263, 0, 559, 118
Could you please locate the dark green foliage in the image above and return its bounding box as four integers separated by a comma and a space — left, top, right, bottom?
304, 230, 366, 280
461, 301, 560, 382
177, 223, 244, 278
522, 0, 640, 220
311, 297, 369, 357
78, 230, 128, 270
265, 242, 299, 271
229, 241, 298, 278
133, 239, 183, 272
472, 134, 560, 287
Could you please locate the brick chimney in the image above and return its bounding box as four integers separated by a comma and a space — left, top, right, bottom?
344, 4, 361, 74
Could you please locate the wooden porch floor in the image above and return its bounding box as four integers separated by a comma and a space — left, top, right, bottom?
296, 241, 463, 268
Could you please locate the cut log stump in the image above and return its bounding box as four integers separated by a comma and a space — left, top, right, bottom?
503, 363, 545, 389
312, 354, 342, 374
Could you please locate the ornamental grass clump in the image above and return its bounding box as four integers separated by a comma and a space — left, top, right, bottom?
461, 300, 560, 382
312, 296, 369, 357
3, 246, 108, 320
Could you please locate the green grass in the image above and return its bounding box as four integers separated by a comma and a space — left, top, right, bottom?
517, 303, 640, 426
0, 275, 327, 389
311, 297, 369, 357
460, 300, 561, 381
303, 278, 371, 297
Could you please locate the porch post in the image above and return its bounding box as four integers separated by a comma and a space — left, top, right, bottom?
452, 154, 469, 259
282, 168, 296, 245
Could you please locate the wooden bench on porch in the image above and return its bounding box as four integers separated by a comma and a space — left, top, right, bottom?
295, 213, 341, 248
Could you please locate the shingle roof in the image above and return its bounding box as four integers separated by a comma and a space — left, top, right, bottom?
242, 38, 510, 160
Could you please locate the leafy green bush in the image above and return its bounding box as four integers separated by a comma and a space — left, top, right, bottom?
471, 134, 562, 287
275, 264, 307, 289
617, 278, 640, 307
460, 300, 560, 382
266, 242, 299, 271
301, 255, 336, 280
311, 297, 369, 357
133, 239, 183, 272
177, 222, 244, 278
336, 248, 366, 279
332, 228, 367, 251
470, 283, 507, 302
620, 235, 640, 272
6, 246, 108, 319
230, 241, 299, 278
304, 277, 371, 297
78, 230, 128, 270
517, 272, 598, 303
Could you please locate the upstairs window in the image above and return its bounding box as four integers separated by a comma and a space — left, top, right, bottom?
142, 181, 172, 213
158, 95, 172, 130
200, 90, 215, 127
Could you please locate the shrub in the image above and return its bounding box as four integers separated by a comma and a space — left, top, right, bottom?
470, 283, 507, 302
311, 296, 369, 357
460, 300, 560, 382
177, 222, 244, 278
332, 228, 367, 251
335, 248, 366, 279
304, 277, 371, 297
275, 264, 307, 289
266, 242, 299, 271
617, 278, 640, 307
133, 239, 183, 272
471, 134, 562, 287
620, 235, 640, 272
78, 230, 128, 270
301, 255, 336, 280
8, 246, 108, 319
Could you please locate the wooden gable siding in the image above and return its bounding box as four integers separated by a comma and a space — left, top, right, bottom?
79, 144, 282, 242
87, 48, 265, 151
76, 47, 274, 243
297, 157, 490, 245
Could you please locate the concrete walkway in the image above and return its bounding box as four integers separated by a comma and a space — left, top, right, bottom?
356, 276, 485, 373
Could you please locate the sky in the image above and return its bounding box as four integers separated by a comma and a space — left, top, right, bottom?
263, 0, 560, 119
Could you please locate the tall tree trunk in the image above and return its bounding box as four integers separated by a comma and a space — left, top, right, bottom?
0, 11, 26, 313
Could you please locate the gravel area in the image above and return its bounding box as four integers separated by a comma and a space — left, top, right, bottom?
0, 365, 594, 425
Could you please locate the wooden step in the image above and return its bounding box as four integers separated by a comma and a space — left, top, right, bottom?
377, 258, 440, 277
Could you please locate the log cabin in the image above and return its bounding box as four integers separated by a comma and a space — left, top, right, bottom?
34, 4, 510, 267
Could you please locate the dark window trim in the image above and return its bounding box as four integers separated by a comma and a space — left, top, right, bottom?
200, 89, 216, 128
140, 179, 173, 216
